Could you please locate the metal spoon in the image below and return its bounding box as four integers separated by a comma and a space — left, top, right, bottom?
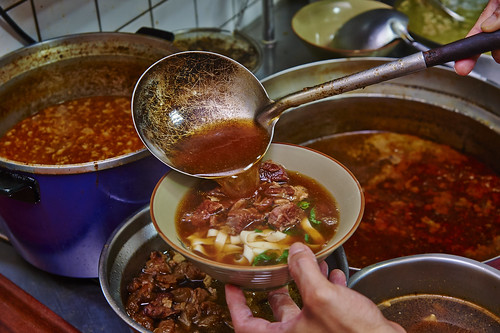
331, 8, 427, 52
424, 0, 465, 22
132, 31, 500, 178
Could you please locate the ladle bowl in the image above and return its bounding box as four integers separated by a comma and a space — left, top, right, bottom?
133, 31, 500, 178
332, 8, 427, 52
132, 51, 271, 178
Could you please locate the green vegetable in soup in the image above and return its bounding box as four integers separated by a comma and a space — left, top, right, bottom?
309, 207, 321, 225
252, 249, 289, 266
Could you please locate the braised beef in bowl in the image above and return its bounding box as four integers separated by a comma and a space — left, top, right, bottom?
99, 206, 349, 332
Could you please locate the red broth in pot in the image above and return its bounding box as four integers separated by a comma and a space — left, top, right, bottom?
305, 131, 500, 267
0, 96, 144, 164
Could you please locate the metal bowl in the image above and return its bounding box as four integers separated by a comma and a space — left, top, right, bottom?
348, 254, 500, 331
99, 205, 350, 332
172, 27, 262, 73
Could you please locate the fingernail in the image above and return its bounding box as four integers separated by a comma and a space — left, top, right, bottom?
481, 15, 497, 31
288, 242, 306, 258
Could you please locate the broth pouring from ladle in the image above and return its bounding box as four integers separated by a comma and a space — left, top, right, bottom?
133, 32, 500, 180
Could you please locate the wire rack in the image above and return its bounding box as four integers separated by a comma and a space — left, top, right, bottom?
0, 0, 254, 46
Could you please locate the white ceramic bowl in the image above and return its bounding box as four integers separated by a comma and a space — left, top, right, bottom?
292, 0, 399, 57
150, 142, 364, 290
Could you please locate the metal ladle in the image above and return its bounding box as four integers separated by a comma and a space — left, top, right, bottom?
133, 31, 500, 178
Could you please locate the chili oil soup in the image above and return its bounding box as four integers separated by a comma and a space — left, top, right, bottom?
0, 96, 144, 165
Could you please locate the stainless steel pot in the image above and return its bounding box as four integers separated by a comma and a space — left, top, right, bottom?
262, 58, 500, 270
348, 254, 500, 330
0, 33, 178, 278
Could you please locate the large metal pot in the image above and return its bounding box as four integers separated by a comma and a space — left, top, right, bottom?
262, 58, 500, 269
0, 33, 178, 278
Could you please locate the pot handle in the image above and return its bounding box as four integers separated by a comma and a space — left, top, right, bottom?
136, 27, 175, 42
0, 170, 40, 203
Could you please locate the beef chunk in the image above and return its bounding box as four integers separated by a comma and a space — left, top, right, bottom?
144, 292, 179, 318
176, 261, 206, 281
196, 301, 229, 327
253, 196, 274, 212
267, 202, 305, 231
154, 319, 176, 333
259, 160, 289, 183
156, 272, 184, 290
171, 287, 193, 303
143, 251, 172, 275
126, 274, 156, 313
226, 199, 266, 234
262, 182, 309, 202
181, 199, 224, 227
132, 312, 155, 331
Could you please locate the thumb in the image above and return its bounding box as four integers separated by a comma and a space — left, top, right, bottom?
287, 243, 328, 301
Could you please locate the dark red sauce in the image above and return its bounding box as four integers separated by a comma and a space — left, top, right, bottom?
306, 131, 500, 267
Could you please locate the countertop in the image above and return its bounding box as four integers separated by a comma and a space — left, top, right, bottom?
0, 1, 498, 332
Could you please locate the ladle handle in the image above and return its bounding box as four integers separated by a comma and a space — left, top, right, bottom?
423, 30, 500, 67
259, 30, 500, 126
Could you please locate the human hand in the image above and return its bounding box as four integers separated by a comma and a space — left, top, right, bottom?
225, 243, 405, 333
455, 0, 500, 75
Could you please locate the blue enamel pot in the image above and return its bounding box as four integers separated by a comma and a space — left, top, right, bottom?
0, 33, 177, 277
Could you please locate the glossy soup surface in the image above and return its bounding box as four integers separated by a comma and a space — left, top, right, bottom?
169, 119, 270, 177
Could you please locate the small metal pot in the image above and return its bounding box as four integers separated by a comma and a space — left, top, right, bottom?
172, 27, 262, 73
348, 254, 500, 331
0, 33, 178, 277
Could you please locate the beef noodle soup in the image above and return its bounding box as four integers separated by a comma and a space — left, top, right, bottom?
175, 160, 339, 266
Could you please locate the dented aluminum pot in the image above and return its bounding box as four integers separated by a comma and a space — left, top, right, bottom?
0, 33, 178, 278
262, 58, 500, 271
